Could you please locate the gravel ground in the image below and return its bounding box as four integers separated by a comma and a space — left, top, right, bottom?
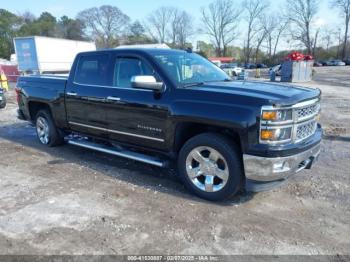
0, 67, 349, 256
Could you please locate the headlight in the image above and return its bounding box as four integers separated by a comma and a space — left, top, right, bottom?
260, 127, 292, 143
261, 109, 293, 122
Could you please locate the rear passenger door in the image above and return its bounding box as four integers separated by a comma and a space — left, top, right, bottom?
65, 53, 112, 138
104, 55, 170, 150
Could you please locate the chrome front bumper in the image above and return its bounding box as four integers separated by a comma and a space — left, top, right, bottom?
243, 143, 321, 182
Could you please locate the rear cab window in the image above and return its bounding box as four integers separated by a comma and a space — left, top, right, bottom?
74, 54, 110, 86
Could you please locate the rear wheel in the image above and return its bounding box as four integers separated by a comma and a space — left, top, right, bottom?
35, 110, 64, 147
178, 133, 243, 201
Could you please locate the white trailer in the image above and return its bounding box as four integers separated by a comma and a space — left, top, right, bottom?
14, 36, 96, 74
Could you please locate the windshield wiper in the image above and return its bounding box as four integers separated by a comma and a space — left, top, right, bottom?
182, 78, 232, 87
182, 82, 205, 88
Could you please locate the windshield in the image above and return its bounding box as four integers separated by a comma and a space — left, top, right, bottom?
152, 52, 230, 86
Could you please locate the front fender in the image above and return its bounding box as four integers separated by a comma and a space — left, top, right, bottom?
169, 100, 259, 152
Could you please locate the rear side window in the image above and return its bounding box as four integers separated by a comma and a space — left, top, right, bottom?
74, 54, 109, 85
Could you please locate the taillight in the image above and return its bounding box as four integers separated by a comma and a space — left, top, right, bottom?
15, 87, 21, 104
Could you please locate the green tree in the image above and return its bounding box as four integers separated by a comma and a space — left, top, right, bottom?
130, 20, 145, 37
36, 12, 57, 36
225, 46, 243, 60
18, 12, 57, 37
0, 9, 20, 59
58, 16, 86, 40
126, 20, 155, 45
196, 41, 216, 57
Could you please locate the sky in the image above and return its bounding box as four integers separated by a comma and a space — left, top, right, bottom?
1, 0, 343, 49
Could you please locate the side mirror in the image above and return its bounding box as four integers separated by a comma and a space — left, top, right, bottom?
131, 75, 164, 91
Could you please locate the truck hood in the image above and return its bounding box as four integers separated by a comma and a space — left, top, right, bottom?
189, 81, 320, 106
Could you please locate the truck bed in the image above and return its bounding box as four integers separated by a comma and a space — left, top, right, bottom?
17, 74, 68, 127
18, 75, 68, 93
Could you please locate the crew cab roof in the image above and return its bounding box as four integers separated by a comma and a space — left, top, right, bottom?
76, 48, 189, 57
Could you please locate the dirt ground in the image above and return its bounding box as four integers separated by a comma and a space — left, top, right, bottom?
0, 66, 349, 256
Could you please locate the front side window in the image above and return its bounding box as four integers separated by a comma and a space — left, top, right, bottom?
74, 54, 109, 86
113, 58, 155, 88
152, 52, 229, 86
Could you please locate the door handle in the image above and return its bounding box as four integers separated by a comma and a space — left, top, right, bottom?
107, 96, 121, 101
67, 92, 77, 96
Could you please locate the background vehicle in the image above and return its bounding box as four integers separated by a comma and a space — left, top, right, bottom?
244, 63, 256, 69
313, 61, 323, 67
16, 48, 322, 201
319, 61, 329, 66
220, 63, 243, 76
344, 58, 350, 66
13, 36, 96, 74
256, 63, 268, 68
0, 88, 6, 109
327, 60, 346, 66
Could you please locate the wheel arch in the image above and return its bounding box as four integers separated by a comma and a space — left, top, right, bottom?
173, 122, 243, 155
28, 101, 52, 122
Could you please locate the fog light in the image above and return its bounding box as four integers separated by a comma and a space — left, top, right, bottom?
273, 161, 290, 173
260, 127, 292, 143
261, 130, 274, 140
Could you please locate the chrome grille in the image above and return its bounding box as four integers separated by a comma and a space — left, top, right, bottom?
296, 120, 317, 142
296, 103, 320, 121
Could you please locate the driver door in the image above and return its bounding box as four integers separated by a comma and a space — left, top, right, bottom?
104, 55, 170, 150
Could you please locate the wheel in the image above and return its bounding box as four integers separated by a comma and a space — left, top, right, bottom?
0, 96, 6, 109
178, 133, 243, 201
35, 110, 64, 147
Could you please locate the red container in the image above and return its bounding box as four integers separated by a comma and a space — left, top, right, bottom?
285, 52, 314, 62
0, 64, 19, 82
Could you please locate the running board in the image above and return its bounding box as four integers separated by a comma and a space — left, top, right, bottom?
67, 139, 166, 167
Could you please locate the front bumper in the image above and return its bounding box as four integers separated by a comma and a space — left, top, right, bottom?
243, 143, 321, 183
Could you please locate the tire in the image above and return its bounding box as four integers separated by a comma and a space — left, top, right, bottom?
0, 96, 6, 109
178, 133, 243, 201
35, 110, 64, 147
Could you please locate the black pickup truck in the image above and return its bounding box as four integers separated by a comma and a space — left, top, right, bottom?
16, 48, 322, 201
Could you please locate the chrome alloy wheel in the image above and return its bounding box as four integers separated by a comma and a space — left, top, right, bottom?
185, 146, 229, 192
36, 116, 50, 144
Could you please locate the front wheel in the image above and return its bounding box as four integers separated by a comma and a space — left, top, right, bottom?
178, 133, 243, 201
